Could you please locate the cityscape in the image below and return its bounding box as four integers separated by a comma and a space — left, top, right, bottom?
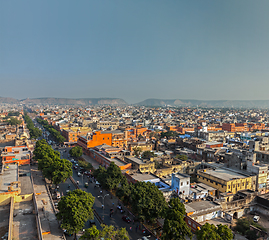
1, 1, 269, 240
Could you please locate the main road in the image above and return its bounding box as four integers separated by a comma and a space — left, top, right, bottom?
55, 147, 155, 240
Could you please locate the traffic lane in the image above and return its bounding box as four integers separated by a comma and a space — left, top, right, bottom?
62, 152, 155, 240
57, 178, 102, 240
71, 172, 154, 240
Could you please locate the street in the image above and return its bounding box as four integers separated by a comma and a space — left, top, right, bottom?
55, 147, 155, 240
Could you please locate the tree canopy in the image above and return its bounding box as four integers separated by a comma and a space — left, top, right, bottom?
57, 189, 95, 239
133, 147, 142, 157
36, 118, 66, 143
130, 181, 167, 222
69, 146, 83, 158
141, 150, 156, 159
24, 113, 42, 139
6, 117, 22, 126
162, 198, 192, 240
94, 162, 123, 191
80, 224, 129, 240
33, 139, 72, 185
196, 223, 233, 240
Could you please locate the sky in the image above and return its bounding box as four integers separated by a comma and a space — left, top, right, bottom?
1, 0, 269, 104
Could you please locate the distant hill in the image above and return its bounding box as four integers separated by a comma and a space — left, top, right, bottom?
0, 97, 19, 104
136, 99, 269, 108
0, 97, 127, 106
20, 98, 127, 105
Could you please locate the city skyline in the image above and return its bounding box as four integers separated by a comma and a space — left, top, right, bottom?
1, 0, 269, 103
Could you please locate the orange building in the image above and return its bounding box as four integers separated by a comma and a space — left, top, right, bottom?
1, 146, 31, 165
178, 127, 195, 134
222, 123, 248, 132
77, 131, 112, 150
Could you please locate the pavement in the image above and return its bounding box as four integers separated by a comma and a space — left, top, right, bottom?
31, 165, 64, 240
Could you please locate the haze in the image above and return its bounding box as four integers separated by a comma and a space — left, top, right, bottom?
1, 0, 269, 103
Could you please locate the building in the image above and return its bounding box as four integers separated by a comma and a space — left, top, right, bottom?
77, 131, 112, 150
170, 173, 190, 197
124, 156, 155, 173
1, 146, 31, 166
197, 168, 254, 194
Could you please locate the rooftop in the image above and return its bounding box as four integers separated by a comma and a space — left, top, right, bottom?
0, 164, 18, 192
199, 168, 250, 181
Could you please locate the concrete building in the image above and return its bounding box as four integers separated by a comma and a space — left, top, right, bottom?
197, 168, 254, 194
170, 173, 190, 197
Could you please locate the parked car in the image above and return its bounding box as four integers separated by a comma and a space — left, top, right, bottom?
253, 215, 260, 222
73, 166, 77, 170
89, 219, 96, 226
122, 215, 131, 223
78, 172, 81, 177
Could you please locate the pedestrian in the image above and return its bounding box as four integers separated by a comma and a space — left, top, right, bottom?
136, 225, 138, 232
129, 227, 132, 232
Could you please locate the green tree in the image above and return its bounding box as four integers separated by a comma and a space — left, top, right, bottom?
80, 224, 129, 240
94, 162, 123, 191
162, 198, 192, 240
130, 181, 167, 222
133, 147, 142, 157
141, 150, 156, 159
116, 176, 132, 204
69, 146, 83, 158
196, 223, 233, 240
7, 117, 22, 126
8, 111, 20, 116
176, 154, 188, 161
57, 189, 95, 240
51, 158, 73, 186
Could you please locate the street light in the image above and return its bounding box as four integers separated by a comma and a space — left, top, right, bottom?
98, 194, 109, 221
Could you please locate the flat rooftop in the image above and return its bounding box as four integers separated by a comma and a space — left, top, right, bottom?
125, 157, 147, 165
130, 172, 159, 182
199, 168, 249, 181
185, 200, 220, 214
0, 164, 18, 192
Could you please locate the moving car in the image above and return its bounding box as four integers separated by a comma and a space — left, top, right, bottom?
122, 215, 131, 223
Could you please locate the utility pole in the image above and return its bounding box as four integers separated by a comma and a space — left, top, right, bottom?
98, 194, 109, 221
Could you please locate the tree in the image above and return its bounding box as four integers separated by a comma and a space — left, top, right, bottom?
133, 147, 142, 157
196, 223, 233, 240
116, 176, 132, 204
69, 146, 83, 158
51, 158, 73, 186
57, 189, 95, 239
141, 150, 156, 159
162, 198, 192, 240
80, 224, 129, 240
176, 154, 188, 161
94, 162, 123, 191
130, 181, 167, 222
6, 117, 22, 126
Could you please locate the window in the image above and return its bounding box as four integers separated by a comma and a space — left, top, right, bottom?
187, 181, 189, 185
103, 138, 104, 140
181, 182, 183, 186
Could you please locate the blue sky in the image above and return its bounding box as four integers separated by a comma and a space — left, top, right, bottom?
1, 0, 269, 103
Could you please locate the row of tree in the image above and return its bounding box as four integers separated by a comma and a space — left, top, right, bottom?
24, 113, 42, 139
93, 162, 192, 239
33, 139, 73, 186
36, 118, 66, 143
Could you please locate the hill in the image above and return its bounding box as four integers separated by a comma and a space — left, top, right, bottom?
0, 97, 127, 106
136, 99, 269, 108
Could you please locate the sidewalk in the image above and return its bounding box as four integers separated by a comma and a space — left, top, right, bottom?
31, 166, 64, 240
82, 154, 101, 170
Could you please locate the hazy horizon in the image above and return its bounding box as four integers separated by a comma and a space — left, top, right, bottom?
1, 0, 269, 103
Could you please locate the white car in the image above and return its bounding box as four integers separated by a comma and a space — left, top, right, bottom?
253, 215, 260, 222
78, 172, 81, 176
